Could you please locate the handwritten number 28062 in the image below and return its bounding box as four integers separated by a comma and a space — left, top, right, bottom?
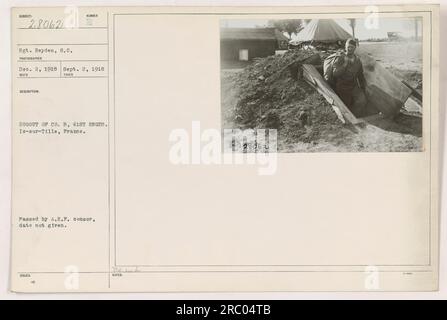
27, 19, 64, 29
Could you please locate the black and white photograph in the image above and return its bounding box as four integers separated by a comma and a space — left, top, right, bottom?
220, 17, 424, 152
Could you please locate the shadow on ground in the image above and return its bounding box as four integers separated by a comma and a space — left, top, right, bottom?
365, 113, 422, 137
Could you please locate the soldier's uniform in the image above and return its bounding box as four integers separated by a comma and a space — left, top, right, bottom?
333, 54, 367, 116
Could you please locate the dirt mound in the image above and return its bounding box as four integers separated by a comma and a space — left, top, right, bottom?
222, 49, 346, 145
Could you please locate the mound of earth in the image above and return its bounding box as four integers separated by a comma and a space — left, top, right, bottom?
222, 50, 347, 144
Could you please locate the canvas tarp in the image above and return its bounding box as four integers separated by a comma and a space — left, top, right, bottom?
292, 19, 352, 44
356, 48, 412, 116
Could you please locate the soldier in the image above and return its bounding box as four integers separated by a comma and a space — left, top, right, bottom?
332, 38, 368, 116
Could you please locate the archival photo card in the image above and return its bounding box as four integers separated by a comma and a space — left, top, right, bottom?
10, 5, 439, 293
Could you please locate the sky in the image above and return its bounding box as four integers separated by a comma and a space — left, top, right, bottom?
221, 18, 422, 40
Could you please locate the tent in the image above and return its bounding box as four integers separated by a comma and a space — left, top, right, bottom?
291, 19, 352, 44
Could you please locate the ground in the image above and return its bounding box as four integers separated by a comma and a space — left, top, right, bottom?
221, 41, 423, 152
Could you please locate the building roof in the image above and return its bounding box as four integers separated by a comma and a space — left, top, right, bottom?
220, 28, 289, 41
293, 19, 352, 43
